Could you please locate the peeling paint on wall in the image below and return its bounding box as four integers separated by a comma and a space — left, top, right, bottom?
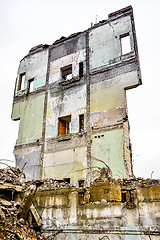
15, 50, 48, 94
49, 50, 86, 84
46, 84, 86, 138
12, 6, 141, 184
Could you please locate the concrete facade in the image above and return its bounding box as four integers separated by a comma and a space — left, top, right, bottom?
12, 6, 141, 184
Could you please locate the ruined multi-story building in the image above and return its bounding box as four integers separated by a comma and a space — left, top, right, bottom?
11, 6, 141, 184
8, 6, 160, 240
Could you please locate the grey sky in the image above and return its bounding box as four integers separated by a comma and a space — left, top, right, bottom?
0, 0, 159, 178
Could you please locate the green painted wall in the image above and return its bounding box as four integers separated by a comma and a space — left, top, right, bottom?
12, 94, 45, 144
91, 128, 127, 179
15, 76, 46, 93
89, 16, 133, 69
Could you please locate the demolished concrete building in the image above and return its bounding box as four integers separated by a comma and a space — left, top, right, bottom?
7, 5, 160, 239
11, 6, 141, 185
0, 167, 160, 239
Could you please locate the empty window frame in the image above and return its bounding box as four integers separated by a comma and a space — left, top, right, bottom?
122, 190, 134, 205
28, 78, 34, 93
79, 62, 83, 77
17, 73, 25, 91
61, 64, 72, 80
79, 114, 84, 132
63, 178, 70, 183
78, 179, 85, 187
120, 33, 131, 55
58, 115, 71, 136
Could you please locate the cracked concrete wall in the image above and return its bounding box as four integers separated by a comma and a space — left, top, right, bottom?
90, 71, 140, 128
12, 93, 44, 179
14, 49, 48, 95
43, 37, 87, 184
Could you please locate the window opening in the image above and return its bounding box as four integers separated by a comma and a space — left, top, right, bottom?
121, 190, 134, 206
58, 115, 71, 136
79, 114, 84, 132
17, 73, 25, 91
122, 192, 127, 203
61, 64, 72, 80
120, 33, 131, 55
63, 178, 70, 183
79, 62, 83, 77
126, 137, 131, 150
78, 180, 85, 187
28, 78, 34, 93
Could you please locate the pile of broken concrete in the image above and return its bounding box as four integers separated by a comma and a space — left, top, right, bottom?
0, 167, 72, 239
0, 167, 45, 240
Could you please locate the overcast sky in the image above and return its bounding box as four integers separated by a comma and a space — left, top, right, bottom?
0, 0, 159, 179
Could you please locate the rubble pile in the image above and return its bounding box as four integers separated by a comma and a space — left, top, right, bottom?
0, 167, 45, 240
0, 167, 25, 186
117, 177, 160, 187
0, 166, 159, 239
94, 174, 160, 187
0, 167, 72, 239
0, 209, 44, 239
35, 178, 71, 191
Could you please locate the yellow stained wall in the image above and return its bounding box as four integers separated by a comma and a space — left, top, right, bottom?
43, 146, 87, 184
90, 71, 140, 129
90, 80, 125, 113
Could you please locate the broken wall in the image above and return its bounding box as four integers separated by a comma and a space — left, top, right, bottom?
46, 84, 86, 138
11, 6, 141, 184
14, 49, 48, 95
43, 33, 87, 183
31, 180, 160, 239
89, 15, 135, 70
12, 48, 49, 180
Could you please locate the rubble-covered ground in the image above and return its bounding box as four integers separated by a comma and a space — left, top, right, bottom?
0, 167, 46, 239
0, 166, 72, 239
0, 166, 159, 239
